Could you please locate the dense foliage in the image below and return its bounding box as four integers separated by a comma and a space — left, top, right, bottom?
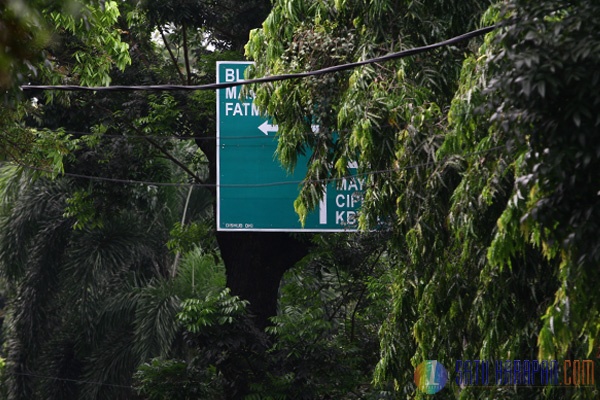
1, 0, 389, 399
1, 0, 599, 399
247, 0, 600, 398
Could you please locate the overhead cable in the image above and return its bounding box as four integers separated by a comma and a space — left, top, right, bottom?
5, 145, 506, 188
9, 371, 132, 389
20, 25, 497, 92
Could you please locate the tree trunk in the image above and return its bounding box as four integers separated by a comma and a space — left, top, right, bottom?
196, 137, 310, 330
217, 231, 310, 330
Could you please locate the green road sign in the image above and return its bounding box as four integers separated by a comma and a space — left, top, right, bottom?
217, 61, 362, 231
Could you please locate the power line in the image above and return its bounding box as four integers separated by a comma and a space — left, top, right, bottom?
61, 129, 269, 141
20, 25, 497, 92
13, 23, 506, 186
218, 145, 507, 188
8, 161, 207, 187
5, 145, 506, 188
59, 124, 394, 142
10, 371, 133, 389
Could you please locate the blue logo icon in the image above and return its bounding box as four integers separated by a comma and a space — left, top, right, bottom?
414, 360, 449, 394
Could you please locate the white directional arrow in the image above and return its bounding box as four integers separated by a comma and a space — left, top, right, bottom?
258, 120, 278, 135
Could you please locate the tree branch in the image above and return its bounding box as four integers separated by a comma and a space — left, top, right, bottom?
158, 26, 186, 84
143, 136, 203, 183
181, 23, 192, 85
349, 249, 384, 342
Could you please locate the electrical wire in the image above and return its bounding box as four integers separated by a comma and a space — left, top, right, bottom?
5, 145, 506, 188
9, 371, 133, 389
0, 147, 515, 394
58, 122, 403, 141
61, 129, 269, 141
25, 21, 502, 143
8, 161, 206, 187
11, 23, 506, 187
20, 24, 497, 92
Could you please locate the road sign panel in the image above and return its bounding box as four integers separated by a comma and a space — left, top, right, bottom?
216, 61, 362, 231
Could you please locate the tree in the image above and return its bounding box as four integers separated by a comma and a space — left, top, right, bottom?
0, 2, 216, 397
0, 165, 168, 399
1, 0, 53, 90
134, 232, 394, 400
486, 0, 600, 364
1, 1, 314, 398
9, 0, 600, 398
247, 0, 600, 398
136, 0, 311, 330
0, 0, 134, 212
6, 0, 305, 331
